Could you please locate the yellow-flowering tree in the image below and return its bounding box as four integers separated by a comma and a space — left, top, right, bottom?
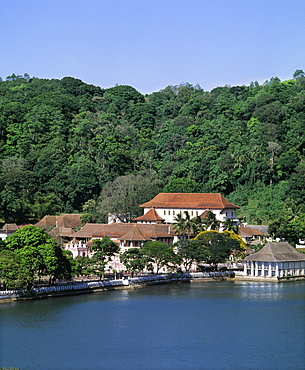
223, 230, 246, 250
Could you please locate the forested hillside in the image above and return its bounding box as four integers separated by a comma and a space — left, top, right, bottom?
0, 72, 304, 235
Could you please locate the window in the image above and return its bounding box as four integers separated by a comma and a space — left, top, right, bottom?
173, 211, 175, 215
168, 211, 170, 215
164, 210, 166, 215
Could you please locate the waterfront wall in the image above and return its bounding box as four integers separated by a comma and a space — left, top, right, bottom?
0, 271, 235, 301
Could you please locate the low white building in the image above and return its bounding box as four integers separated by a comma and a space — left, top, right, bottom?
243, 242, 305, 279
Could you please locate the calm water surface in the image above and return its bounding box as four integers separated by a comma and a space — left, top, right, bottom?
0, 281, 304, 370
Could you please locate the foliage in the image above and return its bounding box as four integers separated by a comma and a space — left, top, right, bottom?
80, 213, 93, 224
202, 211, 221, 231
222, 218, 239, 234
268, 200, 305, 244
195, 231, 241, 269
174, 239, 208, 272
89, 237, 120, 279
0, 73, 303, 226
1, 226, 71, 289
173, 211, 207, 238
120, 248, 148, 277
140, 241, 176, 274
223, 230, 247, 250
163, 178, 201, 193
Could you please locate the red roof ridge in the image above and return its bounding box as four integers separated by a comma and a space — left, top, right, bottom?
140, 193, 239, 209
120, 224, 152, 241
133, 208, 165, 222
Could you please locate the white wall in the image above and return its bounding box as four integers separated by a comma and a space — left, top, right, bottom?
144, 207, 238, 225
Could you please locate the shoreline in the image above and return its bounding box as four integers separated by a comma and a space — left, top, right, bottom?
0, 272, 233, 303
1, 272, 304, 304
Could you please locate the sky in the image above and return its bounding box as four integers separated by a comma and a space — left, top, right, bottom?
1, 0, 305, 94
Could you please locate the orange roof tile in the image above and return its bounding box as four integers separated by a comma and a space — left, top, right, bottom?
140, 193, 239, 209
35, 214, 83, 229
239, 226, 264, 237
35, 215, 57, 227
133, 208, 165, 222
120, 225, 152, 241
71, 223, 177, 241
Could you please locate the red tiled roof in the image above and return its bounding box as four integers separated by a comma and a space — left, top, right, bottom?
36, 214, 83, 229
140, 193, 239, 209
133, 208, 165, 222
239, 226, 263, 237
59, 214, 83, 228
120, 225, 152, 241
71, 223, 176, 240
35, 215, 57, 227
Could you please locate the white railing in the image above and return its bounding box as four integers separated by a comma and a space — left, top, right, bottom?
0, 272, 236, 300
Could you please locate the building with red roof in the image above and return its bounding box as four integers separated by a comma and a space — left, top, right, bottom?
139, 193, 239, 226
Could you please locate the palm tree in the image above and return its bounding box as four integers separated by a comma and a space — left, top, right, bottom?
203, 211, 221, 231
223, 217, 239, 234
173, 211, 195, 238
190, 215, 207, 236
173, 213, 187, 235
183, 211, 193, 238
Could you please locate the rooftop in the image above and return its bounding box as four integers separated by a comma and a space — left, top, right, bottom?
72, 223, 176, 240
140, 193, 239, 210
244, 242, 305, 262
133, 208, 165, 222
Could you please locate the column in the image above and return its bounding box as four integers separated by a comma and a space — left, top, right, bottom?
243, 262, 247, 275
275, 263, 279, 277
255, 262, 259, 276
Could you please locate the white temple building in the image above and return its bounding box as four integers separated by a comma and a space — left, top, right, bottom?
243, 242, 305, 279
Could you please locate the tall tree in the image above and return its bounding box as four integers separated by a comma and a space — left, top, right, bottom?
90, 237, 120, 279
174, 239, 208, 272
120, 248, 148, 277
223, 218, 239, 234
3, 226, 71, 288
195, 231, 240, 270
202, 211, 221, 231
141, 241, 176, 274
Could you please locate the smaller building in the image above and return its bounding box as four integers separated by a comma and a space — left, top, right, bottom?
239, 226, 266, 244
133, 208, 165, 224
243, 242, 305, 279
35, 214, 83, 244
0, 223, 19, 240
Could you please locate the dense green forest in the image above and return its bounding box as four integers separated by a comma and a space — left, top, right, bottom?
0, 72, 304, 239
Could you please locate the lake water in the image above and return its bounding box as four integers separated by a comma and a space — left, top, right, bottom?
0, 281, 304, 370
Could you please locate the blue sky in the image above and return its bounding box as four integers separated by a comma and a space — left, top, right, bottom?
1, 0, 305, 94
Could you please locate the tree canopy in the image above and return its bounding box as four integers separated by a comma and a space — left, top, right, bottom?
0, 72, 304, 232
1, 225, 71, 289
195, 231, 243, 270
